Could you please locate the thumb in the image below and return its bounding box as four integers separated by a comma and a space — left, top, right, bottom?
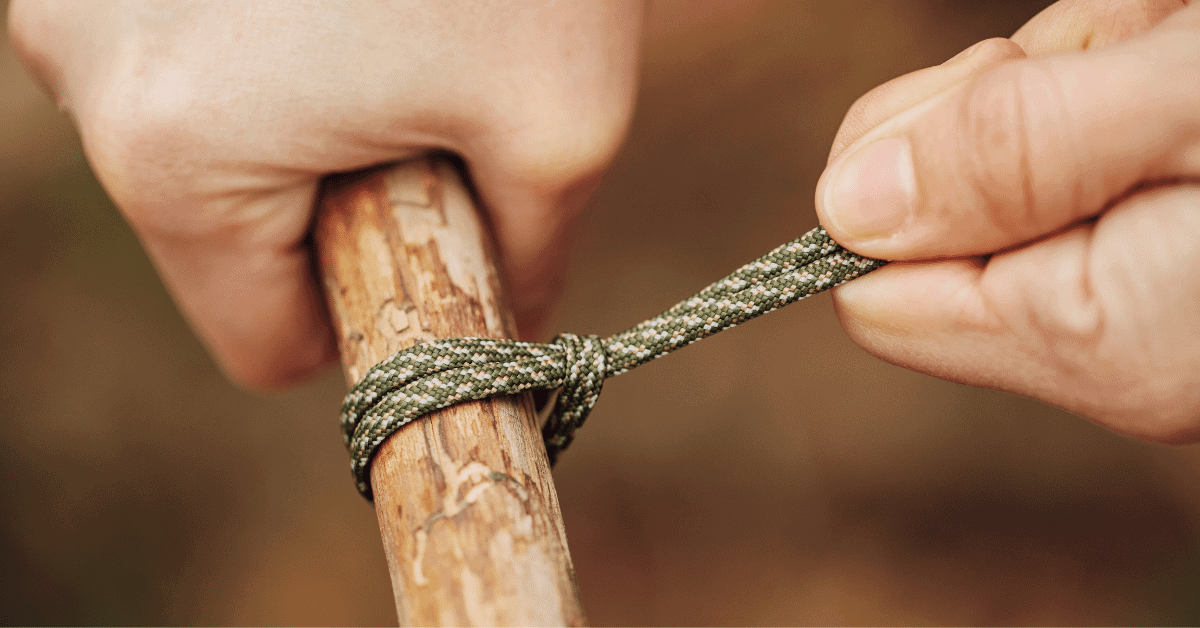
816, 6, 1200, 260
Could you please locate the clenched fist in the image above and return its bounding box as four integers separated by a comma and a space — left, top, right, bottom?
8, 0, 644, 387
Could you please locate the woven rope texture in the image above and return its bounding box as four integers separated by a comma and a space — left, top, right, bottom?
341, 226, 885, 499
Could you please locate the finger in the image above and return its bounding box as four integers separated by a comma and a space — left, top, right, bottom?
461, 47, 641, 340
1012, 0, 1187, 55
467, 154, 614, 341
833, 183, 1200, 443
135, 184, 339, 389
816, 5, 1200, 260
828, 38, 1027, 163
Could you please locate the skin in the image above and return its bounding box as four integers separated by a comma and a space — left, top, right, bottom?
6, 0, 645, 387
9, 0, 1198, 445
817, 0, 1200, 443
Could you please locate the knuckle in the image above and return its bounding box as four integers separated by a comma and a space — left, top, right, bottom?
966, 37, 1025, 62
1099, 382, 1200, 444
1043, 334, 1200, 443
492, 90, 635, 190
957, 62, 1076, 241
83, 67, 208, 224
1095, 334, 1200, 444
505, 124, 625, 190
1073, 326, 1200, 444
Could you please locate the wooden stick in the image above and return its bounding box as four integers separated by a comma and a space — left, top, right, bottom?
314, 156, 584, 626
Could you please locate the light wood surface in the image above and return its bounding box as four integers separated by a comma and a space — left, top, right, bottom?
314, 156, 583, 626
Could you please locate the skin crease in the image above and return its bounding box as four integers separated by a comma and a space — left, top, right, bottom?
6, 0, 645, 387
7, 0, 1199, 447
817, 0, 1200, 443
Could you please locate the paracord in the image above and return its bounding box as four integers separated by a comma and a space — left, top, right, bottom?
340, 226, 885, 500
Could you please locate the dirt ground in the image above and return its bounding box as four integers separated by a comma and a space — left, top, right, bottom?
3, 0, 1199, 625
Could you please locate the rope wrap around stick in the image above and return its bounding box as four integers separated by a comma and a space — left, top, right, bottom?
341, 226, 885, 499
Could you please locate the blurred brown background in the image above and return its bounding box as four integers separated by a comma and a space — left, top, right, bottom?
3, 0, 1199, 625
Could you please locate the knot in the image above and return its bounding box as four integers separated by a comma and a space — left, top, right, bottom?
542, 333, 608, 465
337, 226, 886, 500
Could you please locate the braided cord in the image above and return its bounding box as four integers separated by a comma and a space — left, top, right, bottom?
341, 226, 885, 499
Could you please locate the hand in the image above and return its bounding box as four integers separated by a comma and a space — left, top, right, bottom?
815, 0, 1200, 442
7, 0, 643, 387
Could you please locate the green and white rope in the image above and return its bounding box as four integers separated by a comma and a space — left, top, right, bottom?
341, 226, 885, 499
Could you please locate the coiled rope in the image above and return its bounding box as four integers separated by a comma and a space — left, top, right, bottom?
341, 226, 885, 499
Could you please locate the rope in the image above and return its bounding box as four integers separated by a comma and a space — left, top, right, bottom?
341, 226, 885, 499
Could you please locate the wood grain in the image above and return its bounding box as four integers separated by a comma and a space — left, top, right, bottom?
314, 156, 583, 626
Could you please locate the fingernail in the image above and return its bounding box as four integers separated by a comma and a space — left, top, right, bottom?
823, 137, 916, 240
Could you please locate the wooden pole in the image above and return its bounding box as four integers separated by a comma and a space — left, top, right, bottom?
313, 156, 584, 626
